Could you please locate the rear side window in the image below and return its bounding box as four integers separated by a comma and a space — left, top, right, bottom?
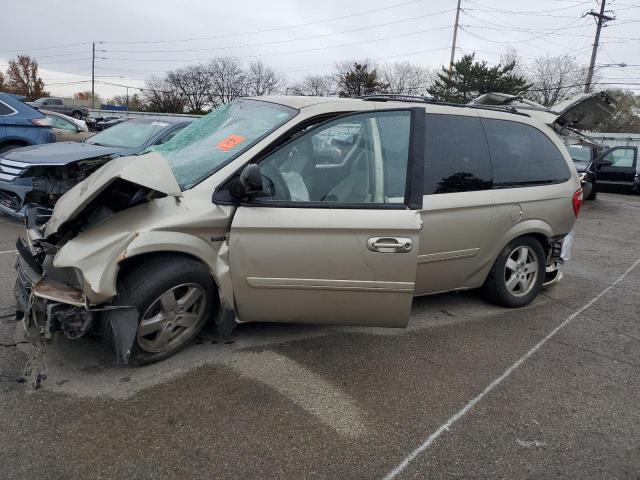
483, 119, 570, 187
0, 101, 15, 116
424, 114, 493, 194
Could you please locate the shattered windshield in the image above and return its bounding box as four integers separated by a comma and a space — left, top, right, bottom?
86, 120, 169, 149
148, 99, 298, 190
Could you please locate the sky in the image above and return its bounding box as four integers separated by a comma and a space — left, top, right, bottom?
1, 0, 639, 100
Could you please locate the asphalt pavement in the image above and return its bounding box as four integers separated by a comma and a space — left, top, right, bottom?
0, 193, 639, 479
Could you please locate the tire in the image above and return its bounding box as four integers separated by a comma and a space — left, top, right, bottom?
0, 142, 26, 154
71, 110, 83, 119
110, 255, 216, 366
586, 183, 598, 201
482, 236, 546, 308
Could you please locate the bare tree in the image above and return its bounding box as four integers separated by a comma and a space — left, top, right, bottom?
500, 48, 528, 78
380, 62, 432, 95
5, 55, 48, 100
245, 60, 286, 96
73, 90, 101, 106
142, 76, 185, 113
525, 55, 588, 107
206, 57, 247, 105
287, 74, 335, 96
167, 64, 211, 113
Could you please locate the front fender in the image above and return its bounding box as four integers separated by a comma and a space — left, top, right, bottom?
54, 229, 232, 307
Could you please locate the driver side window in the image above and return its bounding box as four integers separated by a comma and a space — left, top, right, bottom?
253, 111, 411, 205
603, 148, 636, 168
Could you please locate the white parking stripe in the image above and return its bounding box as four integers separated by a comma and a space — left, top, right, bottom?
383, 257, 640, 480
0, 250, 17, 254
230, 351, 367, 438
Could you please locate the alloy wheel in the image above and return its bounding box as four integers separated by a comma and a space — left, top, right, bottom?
504, 246, 539, 298
137, 283, 207, 353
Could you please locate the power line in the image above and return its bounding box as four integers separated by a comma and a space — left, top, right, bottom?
101, 10, 455, 55
100, 25, 453, 62
0, 41, 92, 54
102, 0, 430, 45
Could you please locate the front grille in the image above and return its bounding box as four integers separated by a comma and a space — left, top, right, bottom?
0, 189, 21, 212
0, 158, 29, 181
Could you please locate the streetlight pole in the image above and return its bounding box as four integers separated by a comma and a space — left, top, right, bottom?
91, 42, 95, 108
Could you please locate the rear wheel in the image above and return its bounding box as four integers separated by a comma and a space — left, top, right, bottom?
71, 110, 83, 119
111, 255, 215, 365
482, 236, 545, 308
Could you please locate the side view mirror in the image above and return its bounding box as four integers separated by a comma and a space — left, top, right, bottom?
597, 158, 613, 167
230, 163, 263, 199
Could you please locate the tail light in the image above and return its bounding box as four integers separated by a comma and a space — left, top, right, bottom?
31, 117, 52, 127
572, 188, 583, 217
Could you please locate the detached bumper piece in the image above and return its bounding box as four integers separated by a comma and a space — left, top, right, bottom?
15, 254, 93, 341
542, 236, 565, 289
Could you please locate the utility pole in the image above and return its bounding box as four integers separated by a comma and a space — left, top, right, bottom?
584, 0, 614, 93
449, 0, 462, 73
91, 41, 95, 108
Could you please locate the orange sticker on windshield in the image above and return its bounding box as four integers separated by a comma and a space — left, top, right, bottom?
216, 134, 246, 151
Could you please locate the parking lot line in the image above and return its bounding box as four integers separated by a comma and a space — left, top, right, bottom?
0, 250, 17, 255
383, 256, 640, 480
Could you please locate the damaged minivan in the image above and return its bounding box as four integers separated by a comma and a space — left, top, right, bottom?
14, 96, 582, 366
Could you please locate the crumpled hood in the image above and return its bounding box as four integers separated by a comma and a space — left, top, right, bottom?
45, 152, 182, 237
2, 141, 124, 166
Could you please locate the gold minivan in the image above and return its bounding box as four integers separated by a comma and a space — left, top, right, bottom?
15, 96, 583, 365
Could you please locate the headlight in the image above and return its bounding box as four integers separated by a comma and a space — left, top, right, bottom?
578, 172, 587, 182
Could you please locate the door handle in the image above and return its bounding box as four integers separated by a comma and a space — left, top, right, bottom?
367, 237, 412, 253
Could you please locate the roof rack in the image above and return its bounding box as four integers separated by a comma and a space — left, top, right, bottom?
360, 94, 436, 103
360, 94, 530, 117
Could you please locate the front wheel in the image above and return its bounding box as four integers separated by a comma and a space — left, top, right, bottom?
586, 182, 598, 201
110, 255, 216, 365
482, 237, 545, 308
71, 111, 83, 119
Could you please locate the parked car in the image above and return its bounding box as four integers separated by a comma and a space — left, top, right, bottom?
27, 97, 90, 119
14, 96, 582, 366
86, 115, 129, 132
0, 117, 191, 217
0, 92, 55, 154
472, 91, 619, 200
42, 110, 92, 142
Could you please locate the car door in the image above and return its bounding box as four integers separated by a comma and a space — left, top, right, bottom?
48, 114, 80, 141
415, 112, 495, 294
595, 146, 638, 187
225, 109, 425, 327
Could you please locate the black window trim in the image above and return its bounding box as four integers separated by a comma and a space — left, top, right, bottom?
481, 117, 572, 189
213, 107, 425, 210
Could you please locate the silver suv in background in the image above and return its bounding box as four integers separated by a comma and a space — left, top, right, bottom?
14, 96, 582, 366
27, 97, 90, 119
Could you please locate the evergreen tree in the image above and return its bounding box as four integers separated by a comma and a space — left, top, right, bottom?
428, 53, 530, 103
337, 62, 389, 97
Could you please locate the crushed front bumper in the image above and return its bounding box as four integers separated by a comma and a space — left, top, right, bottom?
14, 237, 138, 365
14, 243, 91, 341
